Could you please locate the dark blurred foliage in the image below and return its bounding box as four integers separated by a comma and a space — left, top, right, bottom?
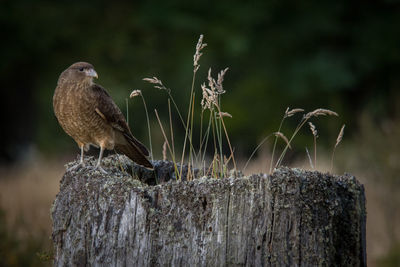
1, 0, 400, 163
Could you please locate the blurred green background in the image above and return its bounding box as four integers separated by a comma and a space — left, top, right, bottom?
0, 0, 399, 266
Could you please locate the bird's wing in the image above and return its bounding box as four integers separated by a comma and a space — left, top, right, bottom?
91, 84, 150, 157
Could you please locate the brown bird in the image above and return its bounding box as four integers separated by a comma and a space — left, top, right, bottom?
53, 62, 153, 171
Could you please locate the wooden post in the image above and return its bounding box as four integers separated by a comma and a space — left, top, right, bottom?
52, 155, 366, 266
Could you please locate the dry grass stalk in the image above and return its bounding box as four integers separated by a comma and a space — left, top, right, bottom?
181, 35, 207, 179
162, 141, 167, 161
215, 103, 237, 171
273, 132, 291, 149
129, 89, 153, 159
246, 133, 276, 173
275, 108, 339, 169
154, 109, 180, 179
305, 147, 314, 169
193, 34, 207, 73
143, 74, 197, 160
308, 122, 318, 169
331, 124, 345, 172
224, 154, 232, 166
269, 107, 301, 173
201, 67, 236, 172
269, 107, 304, 173
186, 163, 193, 181
205, 154, 218, 177
168, 99, 175, 158
212, 153, 221, 178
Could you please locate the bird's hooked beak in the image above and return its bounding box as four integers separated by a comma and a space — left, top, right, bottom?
86, 68, 98, 79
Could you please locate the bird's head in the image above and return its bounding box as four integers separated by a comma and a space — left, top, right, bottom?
59, 62, 98, 86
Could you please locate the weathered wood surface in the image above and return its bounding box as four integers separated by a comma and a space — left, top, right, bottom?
52, 155, 366, 266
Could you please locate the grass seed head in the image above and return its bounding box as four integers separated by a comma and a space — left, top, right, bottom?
216, 68, 229, 94
201, 83, 217, 110
335, 124, 345, 147
129, 89, 142, 98
308, 122, 318, 138
193, 34, 207, 72
202, 68, 229, 111
305, 108, 338, 119
219, 112, 232, 118
285, 108, 305, 118
143, 77, 169, 91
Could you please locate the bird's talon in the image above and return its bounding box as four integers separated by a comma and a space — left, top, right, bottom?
66, 162, 85, 172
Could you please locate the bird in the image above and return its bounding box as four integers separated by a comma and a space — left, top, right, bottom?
53, 62, 153, 172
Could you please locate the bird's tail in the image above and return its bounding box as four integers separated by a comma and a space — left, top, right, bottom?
115, 134, 153, 170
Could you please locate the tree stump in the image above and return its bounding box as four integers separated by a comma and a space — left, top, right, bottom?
51, 155, 366, 266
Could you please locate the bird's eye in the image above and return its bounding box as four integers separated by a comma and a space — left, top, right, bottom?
79, 67, 84, 71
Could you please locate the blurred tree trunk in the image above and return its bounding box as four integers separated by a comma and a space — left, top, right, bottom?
52, 156, 366, 266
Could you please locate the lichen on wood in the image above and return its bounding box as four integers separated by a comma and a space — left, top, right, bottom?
52, 155, 366, 266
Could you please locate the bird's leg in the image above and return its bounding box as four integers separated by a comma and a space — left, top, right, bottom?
94, 146, 107, 174
95, 146, 104, 168
66, 144, 86, 172
79, 144, 85, 165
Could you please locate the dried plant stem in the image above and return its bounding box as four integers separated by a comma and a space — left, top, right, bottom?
165, 93, 197, 159
200, 112, 213, 173
180, 72, 197, 178
189, 93, 196, 177
215, 104, 237, 171
162, 141, 167, 161
305, 147, 314, 169
269, 114, 286, 173
129, 91, 153, 160
166, 93, 185, 126
140, 95, 153, 160
244, 133, 274, 172
166, 92, 198, 158
211, 113, 217, 157
168, 99, 175, 158
214, 110, 224, 176
269, 107, 304, 173
275, 108, 338, 168
313, 135, 317, 169
308, 122, 318, 169
218, 98, 225, 177
144, 80, 198, 169
155, 109, 180, 179
275, 117, 309, 168
331, 124, 345, 172
198, 110, 204, 162
177, 34, 207, 178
